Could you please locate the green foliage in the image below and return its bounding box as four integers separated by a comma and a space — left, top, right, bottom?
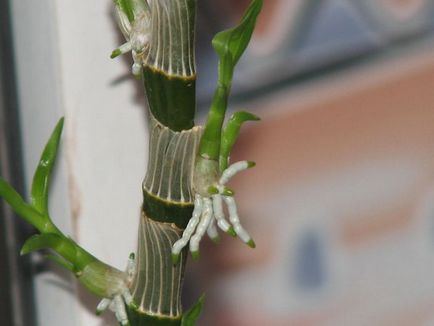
0, 119, 64, 234
21, 233, 65, 255
181, 294, 205, 326
220, 111, 260, 171
1, 119, 62, 233
199, 0, 263, 161
212, 0, 263, 87
31, 118, 63, 216
0, 118, 117, 297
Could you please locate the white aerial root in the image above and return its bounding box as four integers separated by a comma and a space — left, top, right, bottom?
189, 198, 213, 256
95, 254, 137, 326
172, 160, 255, 262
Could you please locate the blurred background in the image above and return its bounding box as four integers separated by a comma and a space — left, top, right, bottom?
2, 0, 434, 325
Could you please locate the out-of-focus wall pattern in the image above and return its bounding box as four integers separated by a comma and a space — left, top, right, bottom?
192, 1, 434, 325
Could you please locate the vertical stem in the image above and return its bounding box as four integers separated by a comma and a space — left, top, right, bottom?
128, 213, 187, 325
142, 0, 197, 131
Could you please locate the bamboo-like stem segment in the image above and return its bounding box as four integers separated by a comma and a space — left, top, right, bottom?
144, 0, 196, 77
141, 0, 197, 132
130, 212, 186, 319
143, 114, 201, 204
129, 114, 202, 324
142, 114, 202, 229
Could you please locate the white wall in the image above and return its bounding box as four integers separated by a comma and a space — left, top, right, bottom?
10, 1, 148, 325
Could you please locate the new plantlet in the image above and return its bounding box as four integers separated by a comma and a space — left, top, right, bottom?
171, 0, 263, 263
0, 0, 263, 325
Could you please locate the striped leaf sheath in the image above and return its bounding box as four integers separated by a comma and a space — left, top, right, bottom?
127, 0, 200, 325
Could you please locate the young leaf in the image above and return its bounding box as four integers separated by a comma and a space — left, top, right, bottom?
199, 0, 263, 159
220, 111, 260, 171
20, 233, 65, 256
212, 0, 263, 86
31, 118, 64, 216
181, 294, 205, 326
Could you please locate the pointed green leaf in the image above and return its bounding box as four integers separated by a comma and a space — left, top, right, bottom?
181, 294, 205, 326
20, 233, 64, 256
219, 111, 260, 171
199, 0, 263, 159
212, 0, 263, 86
31, 118, 64, 216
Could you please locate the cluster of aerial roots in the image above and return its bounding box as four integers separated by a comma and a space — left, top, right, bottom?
171, 160, 256, 263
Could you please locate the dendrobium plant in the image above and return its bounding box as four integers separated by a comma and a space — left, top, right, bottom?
0, 0, 263, 325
